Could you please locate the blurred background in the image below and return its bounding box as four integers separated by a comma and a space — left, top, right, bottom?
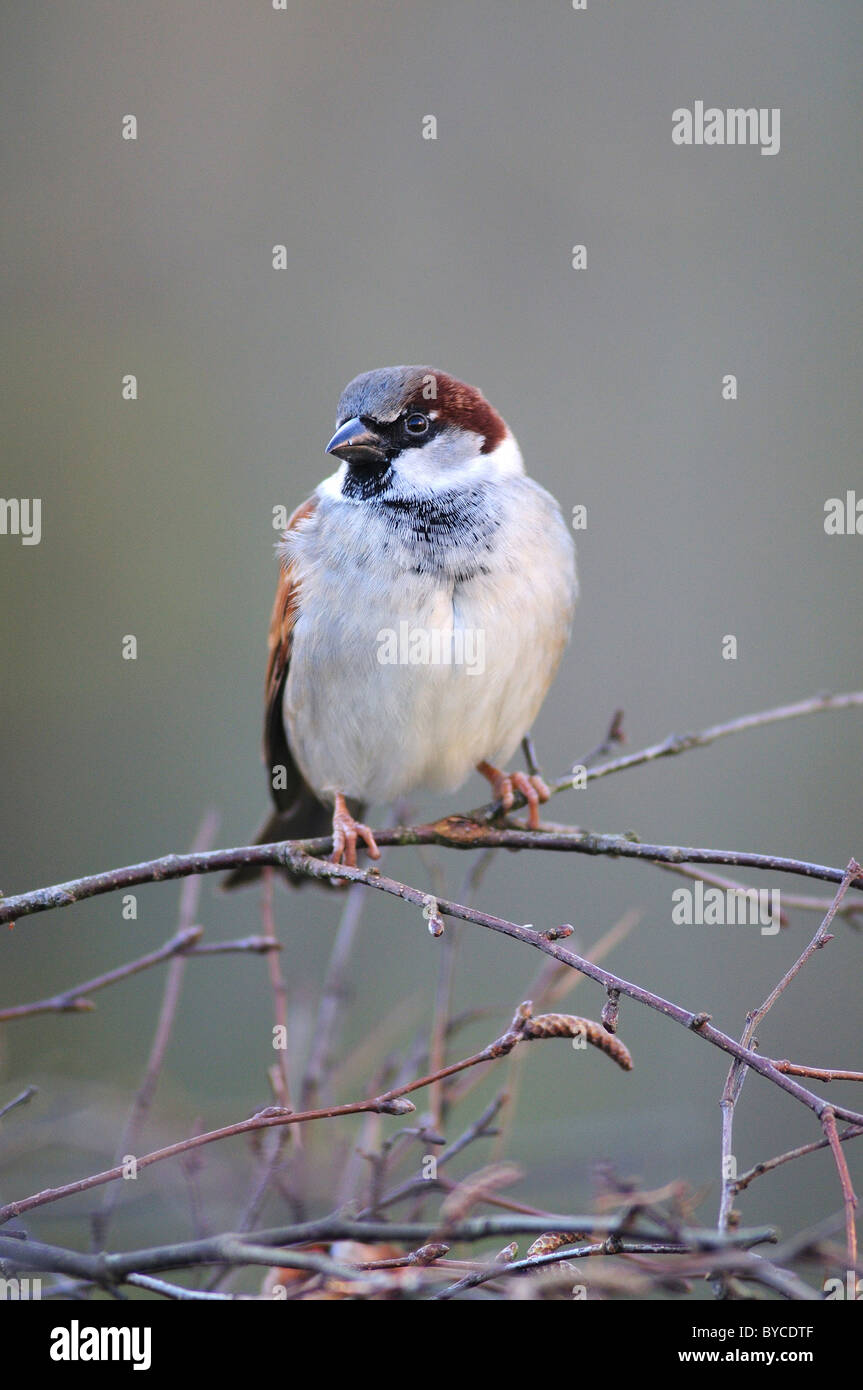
1, 1, 861, 1287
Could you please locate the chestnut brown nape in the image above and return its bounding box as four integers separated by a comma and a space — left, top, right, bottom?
410, 373, 507, 455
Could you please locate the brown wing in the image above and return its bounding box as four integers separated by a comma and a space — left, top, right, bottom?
223, 493, 362, 890
263, 496, 318, 814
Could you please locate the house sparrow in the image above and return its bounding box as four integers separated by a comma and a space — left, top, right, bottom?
225, 366, 577, 887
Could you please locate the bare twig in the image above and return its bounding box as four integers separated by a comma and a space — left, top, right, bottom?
546, 690, 863, 800
361, 1093, 508, 1219
126, 1274, 235, 1301
0, 1212, 777, 1289
734, 1127, 863, 1194
716, 860, 860, 1244
572, 707, 626, 771
435, 1233, 805, 1300
186, 936, 283, 957
2, 828, 859, 932
821, 1108, 859, 1267
89, 813, 218, 1249
773, 1062, 863, 1084
300, 808, 408, 1115
427, 852, 492, 1135
0, 1087, 38, 1122
0, 926, 203, 1022
1, 693, 861, 929
2, 692, 860, 1301
260, 870, 292, 1112
300, 883, 367, 1109
0, 1002, 626, 1226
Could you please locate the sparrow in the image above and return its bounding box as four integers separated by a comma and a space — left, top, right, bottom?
225, 366, 577, 887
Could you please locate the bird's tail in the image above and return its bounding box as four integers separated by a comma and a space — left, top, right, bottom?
222, 791, 336, 890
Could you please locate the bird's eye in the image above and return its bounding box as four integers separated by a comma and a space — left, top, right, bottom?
404, 411, 429, 437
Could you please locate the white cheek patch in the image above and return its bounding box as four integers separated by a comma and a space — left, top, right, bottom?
396, 430, 480, 486
394, 422, 515, 487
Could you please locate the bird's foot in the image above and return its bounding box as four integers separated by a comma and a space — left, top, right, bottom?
477, 761, 550, 830
331, 794, 381, 869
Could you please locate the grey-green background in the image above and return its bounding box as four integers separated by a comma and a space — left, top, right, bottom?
1, 1, 861, 1279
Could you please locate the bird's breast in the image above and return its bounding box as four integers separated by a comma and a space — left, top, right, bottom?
283, 483, 575, 804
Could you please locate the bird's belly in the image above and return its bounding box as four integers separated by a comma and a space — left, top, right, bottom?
285, 573, 567, 806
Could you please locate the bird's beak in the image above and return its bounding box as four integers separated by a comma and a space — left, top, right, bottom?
326, 417, 389, 468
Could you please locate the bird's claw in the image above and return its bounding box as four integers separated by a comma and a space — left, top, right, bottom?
509, 770, 551, 830
479, 762, 550, 830
331, 795, 381, 869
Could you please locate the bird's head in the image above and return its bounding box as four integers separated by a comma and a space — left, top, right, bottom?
325, 366, 522, 501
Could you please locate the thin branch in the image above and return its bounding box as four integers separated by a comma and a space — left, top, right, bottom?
773, 1061, 863, 1084
427, 852, 493, 1136
0, 926, 203, 1022
5, 853, 858, 1237
0, 1002, 623, 1226
545, 689, 863, 800
283, 851, 863, 1123
428, 927, 459, 1135
738, 861, 856, 1057
299, 806, 405, 1110
2, 828, 860, 932
0, 1212, 777, 1287
359, 1094, 508, 1220
1, 692, 859, 1301
187, 936, 283, 957
260, 869, 292, 1112
1, 692, 861, 929
434, 1239, 815, 1302
0, 1087, 38, 1122
716, 861, 859, 1244
90, 813, 218, 1249
734, 1128, 863, 1194
822, 1108, 859, 1267
574, 708, 626, 770
126, 1273, 236, 1301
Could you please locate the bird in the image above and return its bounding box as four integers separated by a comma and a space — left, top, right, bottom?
224, 365, 577, 887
